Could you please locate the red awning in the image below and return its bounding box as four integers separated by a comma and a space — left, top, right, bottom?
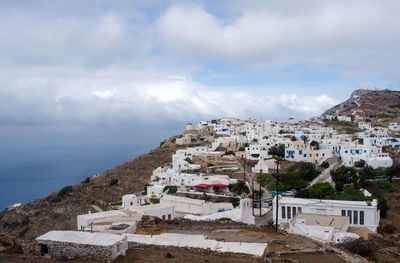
213, 184, 228, 188
195, 184, 212, 188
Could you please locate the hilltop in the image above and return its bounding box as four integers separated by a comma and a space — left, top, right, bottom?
322, 88, 400, 126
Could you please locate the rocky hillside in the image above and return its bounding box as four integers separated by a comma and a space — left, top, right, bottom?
0, 136, 179, 255
322, 88, 400, 126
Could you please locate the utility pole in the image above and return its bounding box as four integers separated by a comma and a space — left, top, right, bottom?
275, 159, 281, 232
259, 169, 262, 217
243, 157, 246, 182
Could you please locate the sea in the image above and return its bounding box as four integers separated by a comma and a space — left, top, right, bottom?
0, 125, 182, 211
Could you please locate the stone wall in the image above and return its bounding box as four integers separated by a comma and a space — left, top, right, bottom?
36, 236, 128, 262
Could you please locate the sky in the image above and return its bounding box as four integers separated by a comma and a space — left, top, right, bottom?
1, 1, 400, 207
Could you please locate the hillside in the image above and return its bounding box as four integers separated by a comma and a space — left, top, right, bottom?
0, 137, 179, 255
322, 88, 400, 126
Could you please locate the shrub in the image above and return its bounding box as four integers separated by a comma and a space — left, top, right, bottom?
376, 180, 400, 192
238, 147, 245, 151
321, 161, 330, 169
57, 186, 73, 198
109, 179, 118, 186
82, 177, 90, 184
308, 183, 335, 199
310, 140, 320, 150
150, 198, 160, 204
217, 217, 232, 222
229, 180, 250, 195
299, 163, 319, 181
268, 144, 285, 158
163, 185, 178, 194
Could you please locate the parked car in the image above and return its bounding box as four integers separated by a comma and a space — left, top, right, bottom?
263, 200, 272, 206
282, 191, 294, 197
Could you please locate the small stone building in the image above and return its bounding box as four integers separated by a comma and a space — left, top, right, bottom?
36, 231, 127, 261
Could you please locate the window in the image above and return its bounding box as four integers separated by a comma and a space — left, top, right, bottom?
360, 211, 364, 225
341, 210, 346, 216
310, 154, 312, 157
287, 206, 292, 219
168, 214, 171, 220
282, 206, 286, 219
347, 210, 352, 224
354, 211, 358, 224
162, 215, 166, 220
304, 154, 307, 157
130, 202, 133, 206
297, 207, 302, 214
292, 207, 296, 217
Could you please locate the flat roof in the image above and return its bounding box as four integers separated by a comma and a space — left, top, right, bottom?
77, 210, 127, 220
161, 194, 205, 205
275, 196, 377, 207
291, 213, 348, 230
36, 231, 124, 246
131, 203, 173, 212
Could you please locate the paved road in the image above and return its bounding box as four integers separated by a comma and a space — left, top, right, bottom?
308, 159, 339, 187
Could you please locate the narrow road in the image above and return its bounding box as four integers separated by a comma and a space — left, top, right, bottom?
308, 159, 339, 188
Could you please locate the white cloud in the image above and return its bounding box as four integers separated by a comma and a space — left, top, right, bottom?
156, 2, 400, 77
0, 67, 339, 127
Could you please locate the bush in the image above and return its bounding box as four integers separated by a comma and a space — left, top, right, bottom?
238, 147, 245, 151
217, 217, 232, 222
308, 183, 335, 199
268, 144, 285, 158
310, 140, 319, 150
376, 195, 389, 218
231, 199, 240, 207
57, 186, 73, 198
299, 163, 319, 181
163, 185, 178, 194
229, 180, 250, 195
82, 177, 90, 184
376, 180, 400, 192
109, 179, 118, 186
321, 161, 330, 169
150, 198, 160, 204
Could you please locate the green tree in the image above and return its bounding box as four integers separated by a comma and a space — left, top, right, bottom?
299, 163, 319, 181
321, 161, 330, 169
331, 166, 358, 191
308, 183, 335, 199
310, 140, 320, 150
163, 185, 178, 194
268, 144, 285, 158
229, 180, 250, 195
386, 163, 400, 182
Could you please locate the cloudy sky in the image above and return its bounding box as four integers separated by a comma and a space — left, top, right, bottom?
2, 0, 399, 132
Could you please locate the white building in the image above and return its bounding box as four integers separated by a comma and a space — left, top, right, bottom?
77, 210, 142, 231
36, 231, 128, 261
273, 197, 380, 232
130, 203, 175, 221
122, 194, 140, 209
160, 194, 233, 216
289, 213, 358, 243
389, 122, 400, 131
340, 144, 393, 168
